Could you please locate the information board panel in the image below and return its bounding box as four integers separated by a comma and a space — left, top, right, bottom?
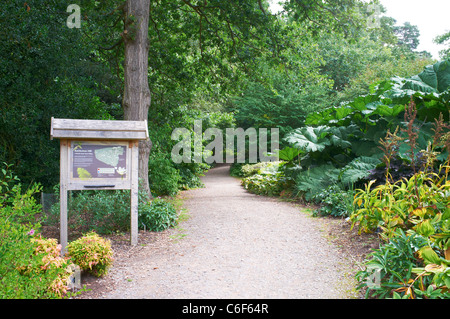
70, 141, 129, 181
51, 118, 148, 252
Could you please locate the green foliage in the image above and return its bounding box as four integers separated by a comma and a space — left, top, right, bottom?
351, 167, 450, 236
352, 164, 450, 299
138, 198, 178, 232
393, 22, 420, 51
0, 164, 72, 298
0, 163, 42, 232
285, 125, 359, 165
357, 226, 450, 299
241, 162, 287, 196
356, 229, 432, 299
67, 232, 113, 277
294, 165, 340, 201
149, 157, 181, 197
230, 163, 246, 177
49, 189, 132, 236
0, 232, 73, 299
277, 147, 302, 162
0, 1, 117, 190
340, 156, 381, 186
307, 59, 450, 129
283, 60, 450, 206
395, 59, 450, 94
312, 185, 355, 217
231, 78, 332, 138
434, 31, 450, 60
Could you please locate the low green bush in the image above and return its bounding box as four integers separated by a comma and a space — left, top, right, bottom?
138, 197, 178, 232
176, 162, 207, 190
48, 189, 132, 235
149, 157, 181, 196
241, 162, 286, 196
48, 178, 164, 235
356, 229, 433, 299
311, 185, 355, 217
230, 163, 246, 177
67, 232, 113, 277
0, 164, 72, 299
352, 162, 450, 299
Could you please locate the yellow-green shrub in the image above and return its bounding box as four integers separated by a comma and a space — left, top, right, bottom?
67, 232, 113, 277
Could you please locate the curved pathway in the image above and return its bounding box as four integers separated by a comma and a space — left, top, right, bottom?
100, 164, 356, 299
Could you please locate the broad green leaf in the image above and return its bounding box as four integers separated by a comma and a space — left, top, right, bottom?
401, 59, 450, 93
419, 246, 441, 265
278, 147, 302, 162
340, 156, 381, 185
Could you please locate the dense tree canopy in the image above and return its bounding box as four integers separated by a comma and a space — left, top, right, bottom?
0, 0, 440, 193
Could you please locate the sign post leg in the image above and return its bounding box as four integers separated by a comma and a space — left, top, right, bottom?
60, 140, 69, 255
130, 141, 139, 246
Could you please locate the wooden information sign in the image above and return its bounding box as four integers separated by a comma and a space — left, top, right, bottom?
50, 118, 149, 254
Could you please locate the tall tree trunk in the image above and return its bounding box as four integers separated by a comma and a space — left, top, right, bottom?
122, 0, 152, 198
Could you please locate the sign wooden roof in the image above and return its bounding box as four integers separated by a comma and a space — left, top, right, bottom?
50, 117, 149, 140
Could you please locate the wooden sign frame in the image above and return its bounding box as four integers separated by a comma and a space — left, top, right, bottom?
50, 118, 149, 254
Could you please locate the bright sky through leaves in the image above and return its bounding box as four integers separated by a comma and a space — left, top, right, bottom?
269, 0, 450, 59
379, 0, 450, 59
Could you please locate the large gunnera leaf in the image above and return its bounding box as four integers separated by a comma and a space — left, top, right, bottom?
400, 59, 450, 94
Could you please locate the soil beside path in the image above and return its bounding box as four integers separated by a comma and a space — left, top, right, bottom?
77, 164, 367, 299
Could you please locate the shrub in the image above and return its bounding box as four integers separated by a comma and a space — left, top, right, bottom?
30, 236, 73, 297
138, 198, 178, 232
241, 162, 286, 196
0, 164, 72, 299
295, 165, 340, 201
176, 162, 206, 190
67, 232, 113, 277
311, 185, 355, 217
350, 167, 450, 238
356, 229, 431, 299
352, 164, 450, 299
49, 189, 131, 235
230, 163, 246, 177
356, 228, 450, 299
0, 224, 72, 298
149, 157, 181, 196
242, 174, 284, 197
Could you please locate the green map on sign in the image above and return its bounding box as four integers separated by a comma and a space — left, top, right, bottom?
77, 167, 92, 180
94, 146, 124, 167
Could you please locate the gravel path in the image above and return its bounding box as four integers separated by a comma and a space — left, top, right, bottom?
96, 164, 356, 299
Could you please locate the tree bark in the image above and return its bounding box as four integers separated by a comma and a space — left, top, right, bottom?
122, 0, 152, 198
